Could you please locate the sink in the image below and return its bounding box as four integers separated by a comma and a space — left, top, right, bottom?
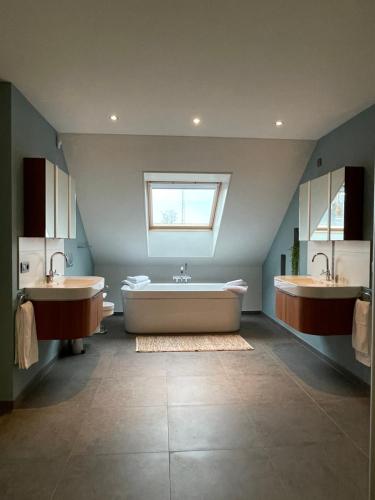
274, 275, 361, 299
25, 276, 105, 301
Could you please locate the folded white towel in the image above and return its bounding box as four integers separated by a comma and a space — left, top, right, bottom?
352, 299, 372, 367
126, 275, 149, 284
223, 285, 248, 295
122, 279, 151, 289
225, 279, 247, 287
15, 301, 38, 369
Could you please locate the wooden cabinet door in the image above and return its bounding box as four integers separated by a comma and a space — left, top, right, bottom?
275, 289, 286, 321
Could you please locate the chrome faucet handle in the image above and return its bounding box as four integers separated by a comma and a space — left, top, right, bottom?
320, 269, 331, 281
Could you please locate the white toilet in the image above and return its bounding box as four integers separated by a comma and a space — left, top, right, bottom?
102, 301, 115, 318
99, 292, 114, 334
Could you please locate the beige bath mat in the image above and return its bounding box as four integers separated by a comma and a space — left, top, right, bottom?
136, 334, 254, 353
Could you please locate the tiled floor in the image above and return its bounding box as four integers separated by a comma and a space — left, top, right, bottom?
0, 314, 370, 499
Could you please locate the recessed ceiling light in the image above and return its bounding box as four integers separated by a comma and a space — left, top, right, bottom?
275, 120, 284, 127
193, 117, 201, 126
110, 114, 119, 122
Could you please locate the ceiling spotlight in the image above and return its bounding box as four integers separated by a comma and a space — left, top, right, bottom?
110, 114, 119, 122
193, 117, 201, 126
275, 120, 284, 127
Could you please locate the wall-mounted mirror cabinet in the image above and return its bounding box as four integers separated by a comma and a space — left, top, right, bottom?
299, 166, 363, 241
309, 173, 330, 241
24, 157, 76, 239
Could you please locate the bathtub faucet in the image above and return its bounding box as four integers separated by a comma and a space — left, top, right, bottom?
173, 263, 192, 283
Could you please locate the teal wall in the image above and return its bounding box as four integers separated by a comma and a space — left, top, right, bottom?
262, 104, 375, 384
0, 82, 93, 403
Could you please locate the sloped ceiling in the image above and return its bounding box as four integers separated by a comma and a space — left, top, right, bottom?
62, 134, 315, 266
0, 1, 374, 139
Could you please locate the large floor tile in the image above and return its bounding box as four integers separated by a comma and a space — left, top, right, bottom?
73, 406, 168, 455
168, 375, 241, 406
92, 376, 167, 408
47, 352, 113, 379
53, 452, 170, 500
167, 352, 225, 377
85, 336, 134, 355
0, 457, 65, 500
246, 401, 344, 447
110, 352, 168, 377
0, 407, 83, 459
321, 397, 370, 454
218, 350, 282, 375
168, 404, 261, 451
239, 315, 295, 347
270, 440, 369, 500
170, 449, 289, 500
234, 372, 309, 404
270, 343, 369, 403
19, 376, 100, 410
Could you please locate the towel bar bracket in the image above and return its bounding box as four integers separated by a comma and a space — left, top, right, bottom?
16, 292, 28, 308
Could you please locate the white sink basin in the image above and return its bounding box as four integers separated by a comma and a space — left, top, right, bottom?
25, 276, 105, 301
274, 275, 361, 299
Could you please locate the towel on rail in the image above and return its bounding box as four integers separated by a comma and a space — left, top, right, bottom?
352, 299, 372, 367
126, 275, 150, 284
15, 301, 38, 369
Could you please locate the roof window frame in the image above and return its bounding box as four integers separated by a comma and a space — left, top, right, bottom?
147, 180, 221, 231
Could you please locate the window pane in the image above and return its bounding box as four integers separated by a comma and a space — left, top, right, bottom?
152, 188, 183, 224
151, 185, 217, 226
182, 188, 215, 224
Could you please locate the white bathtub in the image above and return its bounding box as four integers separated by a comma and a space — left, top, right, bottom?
121, 283, 243, 334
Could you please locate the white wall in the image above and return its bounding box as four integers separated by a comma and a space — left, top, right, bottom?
62, 134, 315, 266
96, 263, 262, 312
307, 240, 371, 286
18, 238, 65, 288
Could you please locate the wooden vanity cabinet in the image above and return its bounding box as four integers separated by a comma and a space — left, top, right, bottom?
33, 291, 103, 340
275, 289, 355, 335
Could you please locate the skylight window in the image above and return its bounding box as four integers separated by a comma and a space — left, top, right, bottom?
147, 182, 220, 229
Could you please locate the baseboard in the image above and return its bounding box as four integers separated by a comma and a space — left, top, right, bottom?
263, 312, 370, 388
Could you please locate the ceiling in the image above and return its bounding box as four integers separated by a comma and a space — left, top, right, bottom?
0, 1, 374, 139
62, 134, 315, 266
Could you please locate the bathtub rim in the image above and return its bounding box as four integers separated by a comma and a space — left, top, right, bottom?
121, 282, 241, 300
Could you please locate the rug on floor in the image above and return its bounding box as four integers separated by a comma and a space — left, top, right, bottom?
136, 334, 254, 352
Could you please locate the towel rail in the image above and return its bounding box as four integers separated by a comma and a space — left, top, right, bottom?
359, 287, 372, 303
16, 292, 28, 308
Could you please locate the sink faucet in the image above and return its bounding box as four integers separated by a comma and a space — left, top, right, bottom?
312, 252, 331, 281
47, 252, 72, 283
173, 263, 192, 283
